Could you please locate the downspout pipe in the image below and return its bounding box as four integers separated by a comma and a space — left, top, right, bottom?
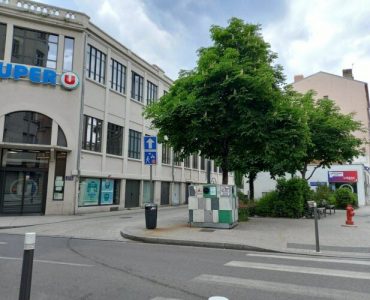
75, 32, 87, 214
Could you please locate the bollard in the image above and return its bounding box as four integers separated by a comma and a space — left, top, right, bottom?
313, 203, 320, 253
19, 232, 36, 300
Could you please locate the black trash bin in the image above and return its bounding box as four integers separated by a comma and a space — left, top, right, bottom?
145, 203, 157, 229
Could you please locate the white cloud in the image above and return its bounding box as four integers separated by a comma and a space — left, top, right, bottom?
264, 0, 370, 84
69, 0, 184, 79
39, 0, 370, 84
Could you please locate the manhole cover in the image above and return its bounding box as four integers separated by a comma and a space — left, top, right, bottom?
200, 228, 215, 232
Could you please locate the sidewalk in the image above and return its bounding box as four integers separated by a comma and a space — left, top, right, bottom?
121, 205, 370, 258
1, 205, 370, 258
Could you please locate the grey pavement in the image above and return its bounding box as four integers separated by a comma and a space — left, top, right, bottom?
2, 205, 370, 258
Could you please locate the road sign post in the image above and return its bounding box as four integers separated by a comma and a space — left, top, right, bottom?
144, 136, 157, 203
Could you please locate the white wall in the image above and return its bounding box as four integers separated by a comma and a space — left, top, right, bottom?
244, 164, 369, 206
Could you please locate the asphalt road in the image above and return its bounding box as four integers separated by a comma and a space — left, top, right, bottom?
1, 233, 370, 300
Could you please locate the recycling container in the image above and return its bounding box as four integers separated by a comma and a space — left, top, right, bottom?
145, 203, 157, 229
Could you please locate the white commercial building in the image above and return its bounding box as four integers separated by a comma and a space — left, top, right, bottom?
0, 0, 233, 215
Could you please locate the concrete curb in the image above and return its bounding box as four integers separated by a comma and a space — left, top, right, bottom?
120, 228, 370, 259
120, 228, 279, 253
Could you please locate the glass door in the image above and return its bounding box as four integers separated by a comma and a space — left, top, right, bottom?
0, 170, 47, 214
1, 170, 24, 214
23, 171, 46, 213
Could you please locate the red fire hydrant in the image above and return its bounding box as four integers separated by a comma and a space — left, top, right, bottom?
346, 204, 355, 225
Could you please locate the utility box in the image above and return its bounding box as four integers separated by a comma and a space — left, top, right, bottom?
188, 184, 238, 229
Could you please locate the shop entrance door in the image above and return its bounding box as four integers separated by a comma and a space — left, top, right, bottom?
0, 170, 47, 214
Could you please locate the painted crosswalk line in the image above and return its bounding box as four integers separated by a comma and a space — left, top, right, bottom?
192, 274, 369, 299
225, 260, 370, 280
247, 253, 370, 266
151, 298, 182, 300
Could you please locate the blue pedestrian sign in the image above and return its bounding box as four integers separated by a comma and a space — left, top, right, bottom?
145, 152, 157, 165
144, 136, 157, 165
144, 136, 157, 151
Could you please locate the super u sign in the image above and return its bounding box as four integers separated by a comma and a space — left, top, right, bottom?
60, 72, 80, 90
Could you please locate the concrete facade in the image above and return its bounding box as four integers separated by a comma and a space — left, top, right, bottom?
0, 0, 233, 215
293, 70, 370, 163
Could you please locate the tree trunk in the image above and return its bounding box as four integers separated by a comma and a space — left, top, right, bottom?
300, 164, 308, 180
248, 172, 256, 201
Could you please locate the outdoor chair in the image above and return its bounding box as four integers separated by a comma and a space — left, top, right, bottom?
322, 199, 335, 215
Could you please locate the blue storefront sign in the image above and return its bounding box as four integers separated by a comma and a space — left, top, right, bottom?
0, 62, 79, 89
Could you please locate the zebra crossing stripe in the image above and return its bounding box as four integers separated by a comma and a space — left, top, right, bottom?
192, 274, 369, 299
246, 253, 370, 266
151, 298, 181, 300
225, 261, 370, 280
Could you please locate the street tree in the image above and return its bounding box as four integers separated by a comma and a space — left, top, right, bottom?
233, 87, 311, 199
289, 90, 364, 180
144, 18, 284, 184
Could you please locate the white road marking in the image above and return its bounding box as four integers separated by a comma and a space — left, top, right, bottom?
247, 253, 370, 266
151, 298, 182, 300
192, 274, 369, 300
0, 256, 93, 267
225, 260, 370, 280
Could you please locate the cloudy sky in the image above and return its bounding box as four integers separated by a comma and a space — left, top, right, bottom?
40, 0, 370, 84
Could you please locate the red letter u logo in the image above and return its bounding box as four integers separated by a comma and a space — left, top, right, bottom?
64, 75, 76, 85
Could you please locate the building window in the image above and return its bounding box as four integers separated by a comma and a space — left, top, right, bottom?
147, 81, 158, 105
131, 71, 144, 102
86, 44, 106, 84
192, 154, 198, 169
63, 37, 74, 72
12, 27, 58, 69
184, 156, 190, 168
128, 129, 141, 159
213, 161, 218, 173
200, 156, 205, 170
57, 126, 67, 147
174, 152, 181, 166
3, 111, 52, 145
162, 144, 171, 165
53, 152, 67, 201
107, 123, 123, 156
110, 59, 126, 94
82, 115, 103, 152
0, 23, 6, 60
78, 178, 120, 206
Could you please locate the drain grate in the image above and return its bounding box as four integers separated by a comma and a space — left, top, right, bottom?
200, 228, 215, 232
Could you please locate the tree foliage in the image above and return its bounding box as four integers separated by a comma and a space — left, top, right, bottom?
144, 18, 284, 184
296, 90, 364, 179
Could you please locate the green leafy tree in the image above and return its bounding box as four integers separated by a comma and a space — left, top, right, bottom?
296, 91, 364, 180
144, 18, 284, 184
233, 87, 310, 199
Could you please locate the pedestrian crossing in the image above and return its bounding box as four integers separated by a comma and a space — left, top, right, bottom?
190, 252, 370, 299
192, 274, 368, 300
